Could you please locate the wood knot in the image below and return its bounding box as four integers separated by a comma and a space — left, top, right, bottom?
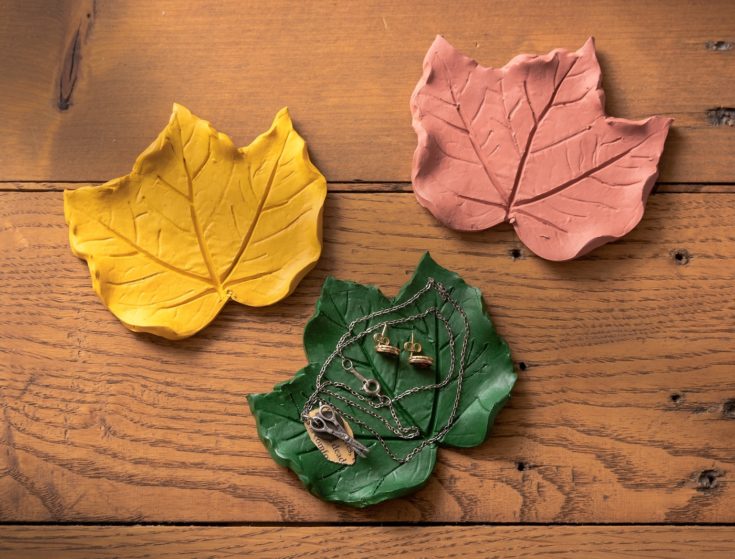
697, 469, 722, 491
56, 2, 95, 111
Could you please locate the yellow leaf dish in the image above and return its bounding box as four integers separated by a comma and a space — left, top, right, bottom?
64, 104, 327, 339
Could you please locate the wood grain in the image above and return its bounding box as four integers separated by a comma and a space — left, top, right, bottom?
2, 525, 735, 559
1, 189, 733, 522
1, 0, 734, 183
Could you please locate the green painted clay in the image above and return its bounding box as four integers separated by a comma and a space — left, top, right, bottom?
248, 253, 516, 507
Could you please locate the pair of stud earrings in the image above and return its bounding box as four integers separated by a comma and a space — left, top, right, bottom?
373, 325, 433, 368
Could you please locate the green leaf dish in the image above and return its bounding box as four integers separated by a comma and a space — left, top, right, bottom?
247, 252, 516, 507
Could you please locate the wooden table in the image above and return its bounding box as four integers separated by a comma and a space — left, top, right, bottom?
1, 1, 734, 556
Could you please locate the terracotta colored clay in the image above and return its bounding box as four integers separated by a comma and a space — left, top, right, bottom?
410, 36, 672, 261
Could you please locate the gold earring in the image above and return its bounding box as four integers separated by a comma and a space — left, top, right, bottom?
373, 324, 400, 357
404, 332, 433, 368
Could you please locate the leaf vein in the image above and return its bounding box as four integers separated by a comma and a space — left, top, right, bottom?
221, 130, 292, 284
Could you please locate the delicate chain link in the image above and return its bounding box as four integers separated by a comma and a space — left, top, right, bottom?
301, 278, 471, 464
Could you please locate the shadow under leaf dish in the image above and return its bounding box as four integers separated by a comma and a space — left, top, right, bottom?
248, 253, 516, 507
411, 36, 672, 261
64, 104, 327, 339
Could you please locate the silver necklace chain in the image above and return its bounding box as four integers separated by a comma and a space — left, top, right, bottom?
301, 278, 471, 464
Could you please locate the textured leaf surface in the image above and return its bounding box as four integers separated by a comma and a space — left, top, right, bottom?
248, 253, 516, 507
64, 104, 326, 339
411, 36, 672, 261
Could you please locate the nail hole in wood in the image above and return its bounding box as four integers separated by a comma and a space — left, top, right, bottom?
516, 461, 527, 472
518, 361, 528, 372
705, 40, 733, 51
670, 393, 682, 404
706, 107, 735, 126
697, 469, 722, 491
723, 399, 735, 418
672, 249, 690, 265
509, 248, 523, 260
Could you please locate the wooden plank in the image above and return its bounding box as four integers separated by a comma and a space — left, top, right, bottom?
1, 0, 733, 183
1, 191, 734, 522
1, 525, 735, 559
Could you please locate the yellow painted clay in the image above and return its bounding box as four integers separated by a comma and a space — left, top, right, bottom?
64, 104, 327, 339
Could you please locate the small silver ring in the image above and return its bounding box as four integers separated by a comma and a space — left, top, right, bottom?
341, 358, 353, 370
363, 379, 381, 397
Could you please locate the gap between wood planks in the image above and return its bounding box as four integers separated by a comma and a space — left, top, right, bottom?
0, 182, 733, 194
1, 521, 735, 527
